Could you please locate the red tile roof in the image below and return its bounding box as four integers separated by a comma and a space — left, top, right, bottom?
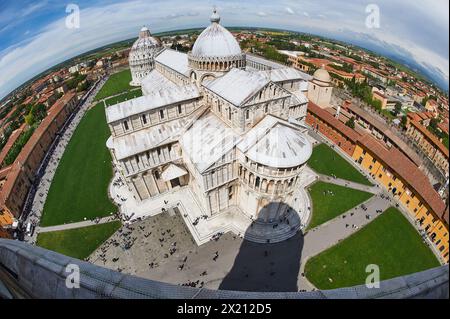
0, 92, 76, 203
358, 134, 446, 216
307, 101, 362, 142
409, 120, 449, 158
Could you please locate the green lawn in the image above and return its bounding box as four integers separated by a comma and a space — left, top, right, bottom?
94, 69, 133, 101
37, 221, 121, 260
305, 208, 440, 290
40, 102, 117, 226
308, 143, 372, 186
104, 89, 142, 106
307, 181, 373, 230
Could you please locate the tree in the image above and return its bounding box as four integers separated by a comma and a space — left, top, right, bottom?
32, 103, 47, 122
394, 102, 402, 116
24, 112, 35, 126
346, 116, 356, 129
401, 115, 408, 128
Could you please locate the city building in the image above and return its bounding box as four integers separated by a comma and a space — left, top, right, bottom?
106, 9, 313, 243
306, 100, 448, 261
0, 92, 78, 218
129, 27, 163, 86
405, 118, 449, 175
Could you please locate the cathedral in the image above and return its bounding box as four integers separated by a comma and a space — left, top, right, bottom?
106, 9, 317, 243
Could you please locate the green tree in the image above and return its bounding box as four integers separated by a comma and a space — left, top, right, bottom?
394, 102, 402, 116
24, 112, 35, 126
401, 115, 408, 128
346, 117, 356, 129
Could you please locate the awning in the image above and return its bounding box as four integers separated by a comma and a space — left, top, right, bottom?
161, 164, 188, 182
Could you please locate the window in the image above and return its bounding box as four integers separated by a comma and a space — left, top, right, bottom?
245, 109, 250, 120
142, 114, 147, 124
157, 149, 161, 157
372, 158, 376, 163
178, 105, 182, 114
160, 109, 165, 119
124, 121, 129, 130
135, 156, 140, 164
228, 186, 233, 200
228, 108, 232, 121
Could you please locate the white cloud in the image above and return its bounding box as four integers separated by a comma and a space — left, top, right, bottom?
0, 0, 448, 98
285, 7, 295, 15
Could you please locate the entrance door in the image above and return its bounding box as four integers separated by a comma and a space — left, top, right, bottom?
170, 178, 181, 188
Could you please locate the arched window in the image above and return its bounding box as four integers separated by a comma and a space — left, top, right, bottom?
245, 109, 250, 120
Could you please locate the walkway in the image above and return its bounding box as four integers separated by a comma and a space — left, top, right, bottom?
316, 173, 379, 194
37, 216, 118, 233
298, 193, 393, 290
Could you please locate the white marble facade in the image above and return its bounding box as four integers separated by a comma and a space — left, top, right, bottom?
106, 9, 315, 242
129, 27, 162, 86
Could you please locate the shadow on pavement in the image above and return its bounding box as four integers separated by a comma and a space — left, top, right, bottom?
219, 202, 304, 292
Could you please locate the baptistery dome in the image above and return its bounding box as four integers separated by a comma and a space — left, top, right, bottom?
129, 26, 162, 86
188, 9, 246, 73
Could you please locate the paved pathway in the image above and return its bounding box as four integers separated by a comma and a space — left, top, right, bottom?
38, 216, 118, 233
317, 173, 380, 194
298, 194, 392, 290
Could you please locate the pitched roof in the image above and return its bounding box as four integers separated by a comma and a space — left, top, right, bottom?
409, 119, 449, 158
345, 103, 422, 166
105, 84, 200, 123
180, 111, 240, 173
358, 134, 446, 216
0, 92, 77, 203
155, 48, 190, 76
205, 68, 270, 107
307, 101, 361, 142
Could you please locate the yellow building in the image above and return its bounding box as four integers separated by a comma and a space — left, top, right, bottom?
352, 134, 449, 262
0, 207, 14, 228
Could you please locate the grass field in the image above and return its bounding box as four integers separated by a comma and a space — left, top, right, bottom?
40, 102, 117, 226
37, 221, 121, 260
104, 89, 142, 106
308, 143, 372, 186
305, 208, 440, 289
94, 69, 133, 101
307, 181, 373, 230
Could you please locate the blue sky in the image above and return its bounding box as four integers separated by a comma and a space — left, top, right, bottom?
0, 0, 448, 99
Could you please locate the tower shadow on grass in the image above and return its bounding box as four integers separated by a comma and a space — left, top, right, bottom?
219, 202, 304, 292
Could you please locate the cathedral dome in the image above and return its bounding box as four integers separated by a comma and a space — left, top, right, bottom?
312, 65, 331, 83
191, 10, 241, 58
188, 9, 246, 73
129, 26, 162, 86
